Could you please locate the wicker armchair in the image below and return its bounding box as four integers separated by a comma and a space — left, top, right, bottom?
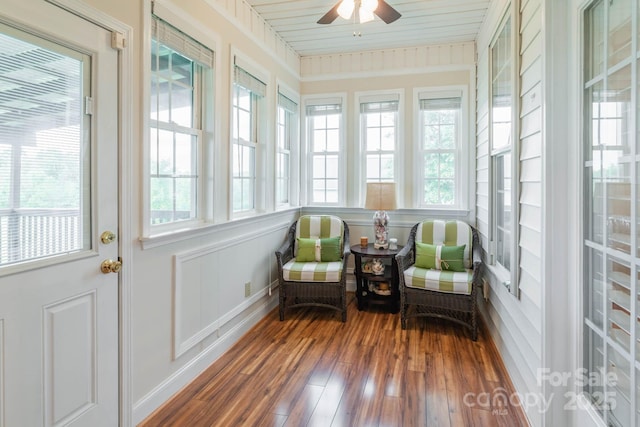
395, 220, 483, 340
275, 215, 350, 322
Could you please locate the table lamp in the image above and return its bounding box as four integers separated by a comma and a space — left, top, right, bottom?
365, 182, 397, 249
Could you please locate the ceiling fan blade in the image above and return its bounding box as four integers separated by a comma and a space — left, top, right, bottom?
317, 1, 341, 24
374, 0, 401, 24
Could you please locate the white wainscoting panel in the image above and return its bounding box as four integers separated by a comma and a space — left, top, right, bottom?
43, 292, 96, 427
173, 221, 290, 359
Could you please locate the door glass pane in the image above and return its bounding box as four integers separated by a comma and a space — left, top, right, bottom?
0, 24, 90, 267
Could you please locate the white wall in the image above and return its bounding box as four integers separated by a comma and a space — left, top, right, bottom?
475, 0, 544, 425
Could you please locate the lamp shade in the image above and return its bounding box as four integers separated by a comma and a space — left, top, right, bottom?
365, 182, 397, 211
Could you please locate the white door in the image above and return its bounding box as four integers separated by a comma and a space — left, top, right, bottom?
0, 1, 119, 426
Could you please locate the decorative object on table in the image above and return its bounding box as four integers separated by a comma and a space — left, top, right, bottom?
389, 238, 398, 250
374, 282, 391, 296
360, 236, 368, 247
364, 182, 397, 249
362, 259, 373, 273
371, 258, 385, 275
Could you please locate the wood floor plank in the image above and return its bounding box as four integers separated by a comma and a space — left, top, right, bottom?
307, 361, 352, 426
424, 352, 451, 427
139, 294, 529, 427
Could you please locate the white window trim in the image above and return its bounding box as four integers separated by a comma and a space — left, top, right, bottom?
488, 4, 520, 294
301, 93, 348, 207
413, 85, 470, 211
229, 48, 270, 219
355, 89, 404, 207
275, 80, 300, 210
142, 6, 220, 239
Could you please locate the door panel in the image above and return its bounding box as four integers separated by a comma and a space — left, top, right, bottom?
0, 1, 119, 426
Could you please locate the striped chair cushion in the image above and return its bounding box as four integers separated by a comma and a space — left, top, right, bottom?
404, 266, 473, 295
294, 215, 344, 257
416, 220, 473, 269
282, 259, 343, 283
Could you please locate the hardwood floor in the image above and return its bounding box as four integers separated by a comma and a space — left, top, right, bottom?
140, 294, 529, 427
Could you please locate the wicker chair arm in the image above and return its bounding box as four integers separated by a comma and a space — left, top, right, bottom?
470, 226, 484, 288
395, 223, 418, 273
275, 221, 297, 267
395, 244, 414, 272
342, 220, 351, 258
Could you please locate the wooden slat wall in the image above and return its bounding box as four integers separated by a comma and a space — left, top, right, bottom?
475, 0, 543, 426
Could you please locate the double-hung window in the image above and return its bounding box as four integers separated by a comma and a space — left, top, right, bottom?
417, 94, 462, 207
360, 95, 399, 184
149, 16, 213, 228
232, 64, 265, 214
306, 98, 343, 205
276, 92, 298, 207
489, 10, 518, 290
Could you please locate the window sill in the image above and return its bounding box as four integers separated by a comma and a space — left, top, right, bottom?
484, 263, 512, 290
139, 207, 300, 250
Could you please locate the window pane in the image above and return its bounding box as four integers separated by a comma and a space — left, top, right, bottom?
366, 128, 381, 151
326, 114, 340, 129
424, 153, 439, 178
440, 125, 456, 149
582, 328, 604, 416
171, 82, 193, 128
380, 128, 395, 151
439, 179, 454, 205
440, 153, 455, 178
175, 133, 194, 175
157, 130, 173, 175
174, 177, 195, 216
381, 111, 395, 127
584, 247, 604, 328
366, 155, 380, 180
313, 130, 326, 152
496, 153, 511, 269
585, 0, 605, 81
313, 156, 326, 179
326, 130, 340, 151
238, 109, 251, 142
326, 155, 339, 178
608, 0, 631, 67
380, 154, 394, 180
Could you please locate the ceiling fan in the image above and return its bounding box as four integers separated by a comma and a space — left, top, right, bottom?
317, 0, 401, 25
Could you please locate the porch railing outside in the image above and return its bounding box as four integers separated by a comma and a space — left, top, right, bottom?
0, 208, 81, 266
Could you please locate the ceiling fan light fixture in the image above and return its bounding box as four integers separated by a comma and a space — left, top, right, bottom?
358, 6, 375, 23
361, 0, 379, 12
337, 0, 355, 19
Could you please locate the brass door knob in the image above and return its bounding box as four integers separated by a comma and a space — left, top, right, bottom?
100, 259, 122, 274
101, 231, 116, 244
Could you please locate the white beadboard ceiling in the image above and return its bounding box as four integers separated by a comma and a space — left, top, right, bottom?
245, 0, 491, 56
